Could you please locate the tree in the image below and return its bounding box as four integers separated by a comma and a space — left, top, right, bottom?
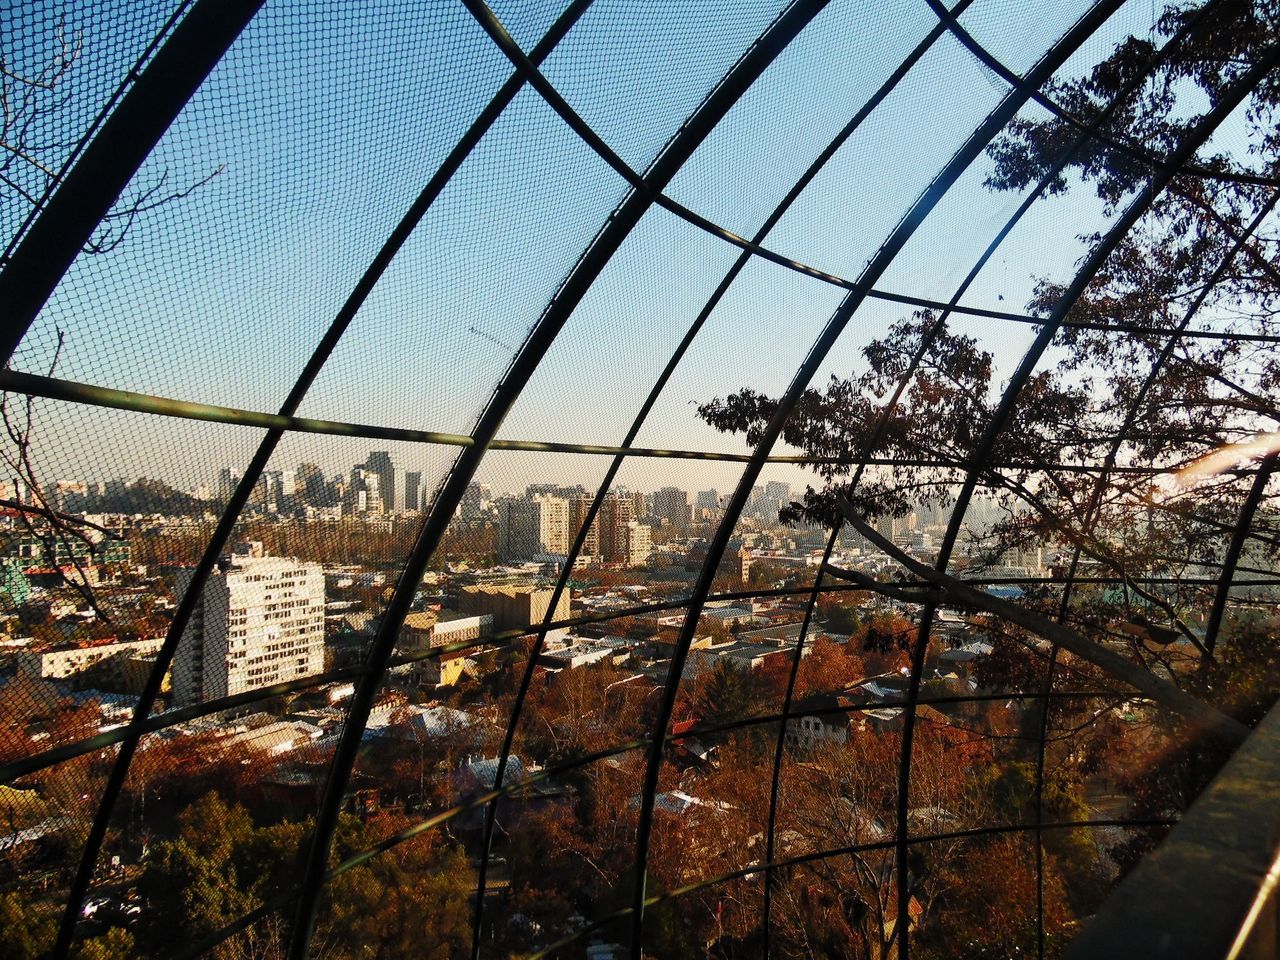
698, 8, 1278, 951
128, 791, 473, 959
689, 659, 755, 740
698, 0, 1280, 627
2, 15, 223, 257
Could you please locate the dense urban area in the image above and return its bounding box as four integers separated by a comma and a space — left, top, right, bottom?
4, 0, 1279, 955
4, 449, 1267, 958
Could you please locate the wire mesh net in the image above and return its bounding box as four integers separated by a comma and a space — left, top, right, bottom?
2, 0, 1279, 958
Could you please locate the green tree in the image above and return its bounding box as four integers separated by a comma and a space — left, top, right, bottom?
693, 659, 755, 739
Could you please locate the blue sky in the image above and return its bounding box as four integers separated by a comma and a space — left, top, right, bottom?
10, 0, 1215, 497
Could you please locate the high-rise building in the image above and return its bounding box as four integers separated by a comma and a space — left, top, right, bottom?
764, 480, 791, 502
404, 471, 422, 512
53, 479, 87, 510
296, 463, 326, 506
650, 486, 692, 529
599, 494, 649, 564
568, 497, 600, 559
173, 554, 325, 707
694, 488, 720, 521
498, 495, 569, 561
345, 468, 383, 515
874, 513, 910, 547
626, 520, 652, 566
598, 494, 632, 563
257, 470, 285, 512
460, 482, 491, 520
364, 451, 396, 513
217, 467, 241, 502
526, 483, 585, 500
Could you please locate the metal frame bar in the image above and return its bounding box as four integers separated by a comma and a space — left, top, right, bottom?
0, 0, 267, 369
44, 3, 599, 951
285, 2, 832, 955
2, 368, 1211, 473
8, 0, 1278, 955
1202, 450, 1280, 654
756, 1, 1237, 946
167, 688, 1141, 960
888, 45, 1280, 960
13, 367, 1272, 478
13, 570, 1274, 789
1029, 185, 1280, 957
464, 1, 980, 948
627, 5, 1132, 956
531, 818, 1178, 960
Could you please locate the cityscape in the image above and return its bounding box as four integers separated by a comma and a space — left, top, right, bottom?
4, 0, 1279, 958
0, 448, 1078, 957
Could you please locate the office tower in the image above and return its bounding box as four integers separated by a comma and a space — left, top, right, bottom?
217, 467, 241, 502
694, 488, 720, 520
498, 495, 569, 561
404, 471, 422, 512
599, 496, 650, 563
173, 555, 325, 707
651, 486, 692, 529
346, 468, 383, 515
258, 470, 285, 512
568, 497, 601, 559
764, 480, 791, 503
364, 451, 396, 513
460, 481, 491, 520
296, 463, 325, 506
626, 520, 652, 566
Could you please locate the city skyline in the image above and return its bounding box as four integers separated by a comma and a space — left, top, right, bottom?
19, 450, 821, 504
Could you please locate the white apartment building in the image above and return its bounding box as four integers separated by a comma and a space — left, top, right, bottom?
174, 555, 325, 707
626, 520, 652, 566
18, 635, 165, 681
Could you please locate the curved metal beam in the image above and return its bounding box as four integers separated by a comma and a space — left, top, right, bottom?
626, 4, 1130, 956
12, 571, 1254, 788
286, 2, 833, 956
1203, 451, 1280, 654
0, 1, 193, 265
537, 818, 1175, 960
923, 0, 1280, 193
46, 3, 598, 953
889, 44, 1280, 960
1030, 187, 1280, 957
0, 0, 266, 369
182, 810, 1173, 960
464, 2, 980, 950
17, 367, 1279, 468
756, 1, 1236, 946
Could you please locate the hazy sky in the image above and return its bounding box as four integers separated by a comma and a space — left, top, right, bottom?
12, 0, 1205, 500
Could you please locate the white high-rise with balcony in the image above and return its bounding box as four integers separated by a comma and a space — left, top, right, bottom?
174, 555, 325, 707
